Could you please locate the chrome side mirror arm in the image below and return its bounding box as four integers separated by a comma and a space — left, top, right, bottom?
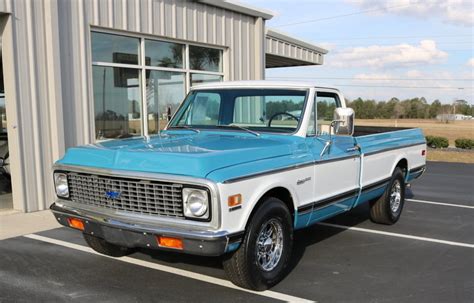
319, 120, 344, 157
320, 140, 331, 157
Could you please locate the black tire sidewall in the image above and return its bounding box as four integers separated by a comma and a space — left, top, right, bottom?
83, 233, 133, 257
242, 198, 293, 289
385, 168, 405, 222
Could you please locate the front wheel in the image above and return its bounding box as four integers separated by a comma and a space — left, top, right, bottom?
83, 233, 134, 257
369, 167, 406, 225
222, 197, 293, 290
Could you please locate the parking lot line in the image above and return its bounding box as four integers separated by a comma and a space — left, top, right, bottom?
318, 223, 474, 248
407, 198, 474, 209
23, 234, 314, 303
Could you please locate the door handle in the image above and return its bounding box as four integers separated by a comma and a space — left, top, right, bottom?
346, 145, 360, 153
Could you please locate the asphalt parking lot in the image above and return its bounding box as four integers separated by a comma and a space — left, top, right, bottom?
0, 161, 473, 302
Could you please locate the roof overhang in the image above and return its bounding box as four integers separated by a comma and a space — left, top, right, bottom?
197, 0, 274, 20
265, 28, 328, 68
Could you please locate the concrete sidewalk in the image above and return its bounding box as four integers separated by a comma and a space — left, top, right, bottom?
0, 210, 61, 240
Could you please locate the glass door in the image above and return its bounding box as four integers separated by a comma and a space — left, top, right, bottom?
0, 47, 13, 210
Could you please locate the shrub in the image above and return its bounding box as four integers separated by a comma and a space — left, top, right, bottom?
426, 136, 449, 148
455, 138, 474, 149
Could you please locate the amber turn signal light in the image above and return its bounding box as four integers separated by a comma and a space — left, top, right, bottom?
67, 217, 85, 231
157, 236, 183, 250
228, 194, 242, 207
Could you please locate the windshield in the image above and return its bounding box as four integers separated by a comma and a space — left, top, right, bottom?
169, 89, 308, 134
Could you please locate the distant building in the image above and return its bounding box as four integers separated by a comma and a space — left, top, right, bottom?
436, 114, 473, 121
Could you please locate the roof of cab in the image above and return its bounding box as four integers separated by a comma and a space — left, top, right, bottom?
190, 80, 339, 91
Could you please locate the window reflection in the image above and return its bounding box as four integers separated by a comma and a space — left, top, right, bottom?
189, 46, 222, 72
93, 66, 141, 139
145, 40, 183, 68
146, 71, 185, 133
92, 32, 140, 65
91, 31, 225, 139
191, 74, 223, 86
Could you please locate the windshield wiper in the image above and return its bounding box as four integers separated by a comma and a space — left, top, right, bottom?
217, 125, 260, 137
168, 125, 200, 133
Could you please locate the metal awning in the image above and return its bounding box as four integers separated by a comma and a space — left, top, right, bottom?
265, 29, 328, 68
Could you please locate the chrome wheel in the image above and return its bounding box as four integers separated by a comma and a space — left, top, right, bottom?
256, 219, 284, 272
390, 180, 402, 213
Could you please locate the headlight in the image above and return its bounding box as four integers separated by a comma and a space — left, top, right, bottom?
54, 172, 69, 198
183, 188, 209, 220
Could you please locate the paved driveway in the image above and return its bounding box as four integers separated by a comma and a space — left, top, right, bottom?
1, 162, 473, 302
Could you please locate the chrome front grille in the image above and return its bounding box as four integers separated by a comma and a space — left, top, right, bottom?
67, 172, 184, 218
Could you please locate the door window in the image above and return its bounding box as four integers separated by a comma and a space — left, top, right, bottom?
315, 93, 340, 136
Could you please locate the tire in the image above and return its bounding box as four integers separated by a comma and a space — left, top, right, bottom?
83, 233, 134, 257
369, 167, 405, 225
222, 197, 293, 291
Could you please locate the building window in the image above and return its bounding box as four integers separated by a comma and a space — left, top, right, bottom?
91, 30, 224, 140
146, 71, 185, 134
93, 66, 142, 139
190, 73, 223, 87
145, 40, 184, 68
189, 45, 222, 72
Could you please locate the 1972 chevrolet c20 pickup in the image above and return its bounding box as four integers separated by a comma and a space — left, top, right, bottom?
51, 81, 426, 290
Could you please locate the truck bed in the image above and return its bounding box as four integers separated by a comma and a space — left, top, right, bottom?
354, 125, 412, 137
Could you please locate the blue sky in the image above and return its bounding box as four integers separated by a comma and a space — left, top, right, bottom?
243, 0, 473, 104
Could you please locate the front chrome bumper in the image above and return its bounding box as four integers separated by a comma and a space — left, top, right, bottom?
51, 202, 243, 256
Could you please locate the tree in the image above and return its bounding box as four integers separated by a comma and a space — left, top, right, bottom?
429, 100, 442, 118
454, 100, 472, 116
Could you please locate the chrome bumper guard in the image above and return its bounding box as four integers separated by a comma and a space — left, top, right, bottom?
51, 203, 243, 256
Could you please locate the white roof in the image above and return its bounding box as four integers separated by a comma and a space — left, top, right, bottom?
198, 0, 274, 20
191, 80, 339, 90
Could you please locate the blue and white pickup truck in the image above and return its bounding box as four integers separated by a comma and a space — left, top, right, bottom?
51, 81, 426, 290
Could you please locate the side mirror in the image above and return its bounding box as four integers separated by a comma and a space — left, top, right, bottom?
333, 107, 355, 136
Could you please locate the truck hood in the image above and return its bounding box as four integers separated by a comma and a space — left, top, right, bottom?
58, 132, 303, 179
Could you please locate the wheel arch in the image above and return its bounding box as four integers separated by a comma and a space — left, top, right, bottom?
393, 158, 408, 179
244, 186, 296, 231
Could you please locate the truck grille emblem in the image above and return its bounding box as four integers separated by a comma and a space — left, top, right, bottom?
105, 190, 121, 200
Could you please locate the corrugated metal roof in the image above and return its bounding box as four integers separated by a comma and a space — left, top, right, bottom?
265, 28, 328, 68
197, 0, 274, 20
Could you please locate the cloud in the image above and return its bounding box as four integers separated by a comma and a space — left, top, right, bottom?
328, 40, 448, 69
468, 58, 474, 67
318, 42, 337, 51
354, 73, 392, 80
405, 70, 423, 78
348, 0, 474, 27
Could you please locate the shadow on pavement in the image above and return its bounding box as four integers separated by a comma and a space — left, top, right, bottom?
134, 203, 374, 280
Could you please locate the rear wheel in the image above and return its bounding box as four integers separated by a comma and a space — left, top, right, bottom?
369, 167, 405, 225
83, 233, 134, 257
222, 197, 293, 290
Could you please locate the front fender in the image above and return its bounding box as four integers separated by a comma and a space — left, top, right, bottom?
215, 161, 315, 234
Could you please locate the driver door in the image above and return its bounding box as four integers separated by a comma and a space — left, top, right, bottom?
306, 91, 360, 222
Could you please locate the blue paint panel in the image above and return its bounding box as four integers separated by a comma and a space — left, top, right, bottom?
309, 198, 355, 223
306, 197, 355, 225
57, 131, 309, 182
354, 186, 386, 207
355, 128, 425, 155
225, 242, 241, 253
407, 171, 423, 182
294, 211, 312, 230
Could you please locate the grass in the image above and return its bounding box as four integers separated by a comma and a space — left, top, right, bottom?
426, 149, 474, 164
356, 119, 474, 163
